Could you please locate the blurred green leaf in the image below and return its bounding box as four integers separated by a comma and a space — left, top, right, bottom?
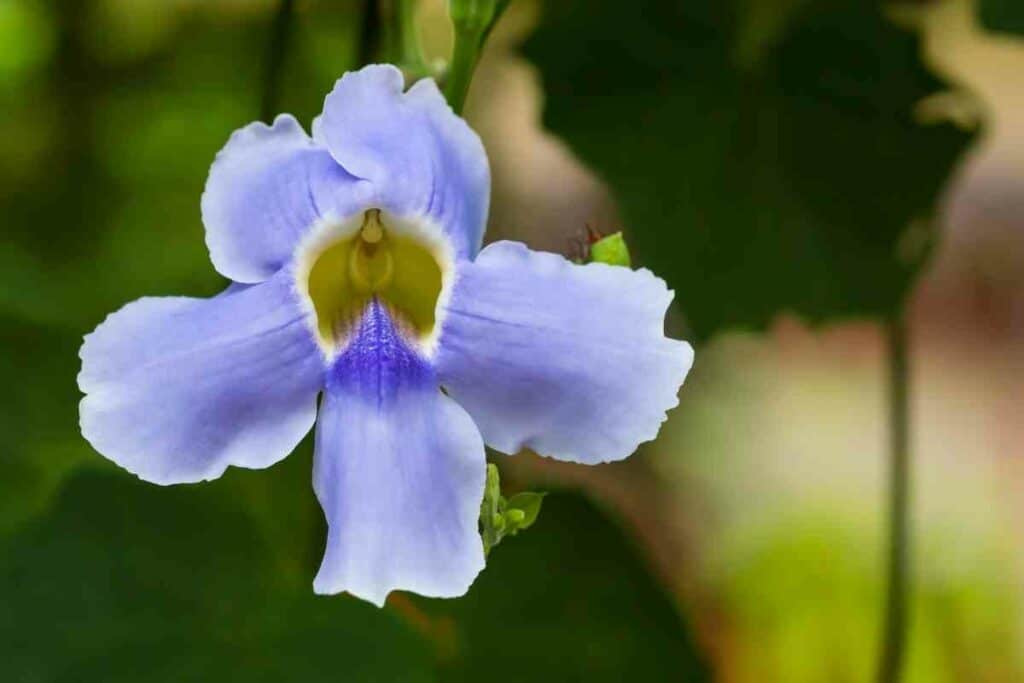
0, 318, 88, 536
0, 470, 435, 682
979, 0, 1024, 35
0, 0, 53, 88
524, 0, 972, 340
0, 473, 708, 681
430, 494, 709, 681
710, 512, 1024, 681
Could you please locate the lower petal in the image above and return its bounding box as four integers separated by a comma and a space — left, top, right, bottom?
436, 241, 694, 464
313, 301, 486, 606
79, 269, 324, 485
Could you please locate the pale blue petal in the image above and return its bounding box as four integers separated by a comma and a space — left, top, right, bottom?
317, 65, 490, 259
79, 269, 324, 485
201, 114, 370, 283
313, 300, 486, 606
436, 241, 694, 464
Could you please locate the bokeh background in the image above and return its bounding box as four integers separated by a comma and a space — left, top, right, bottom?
1, 0, 1022, 680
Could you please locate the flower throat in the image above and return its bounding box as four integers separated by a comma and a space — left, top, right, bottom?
303, 209, 445, 355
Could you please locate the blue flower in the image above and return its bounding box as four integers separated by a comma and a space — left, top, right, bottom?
78, 65, 694, 606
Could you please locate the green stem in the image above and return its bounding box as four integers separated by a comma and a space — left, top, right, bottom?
260, 0, 296, 122
443, 29, 480, 115
443, 0, 512, 114
877, 312, 911, 683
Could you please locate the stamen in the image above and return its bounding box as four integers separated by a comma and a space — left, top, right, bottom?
349, 235, 394, 292
299, 208, 448, 357
349, 210, 394, 292
360, 209, 385, 244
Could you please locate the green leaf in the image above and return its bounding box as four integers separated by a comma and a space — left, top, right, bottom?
0, 318, 90, 537
524, 0, 972, 340
0, 470, 435, 682
504, 491, 545, 532
1, 476, 708, 680
427, 494, 710, 681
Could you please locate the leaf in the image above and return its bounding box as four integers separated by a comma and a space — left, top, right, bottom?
0, 318, 89, 536
504, 491, 545, 532
427, 493, 710, 681
979, 0, 1024, 35
524, 0, 972, 340
0, 470, 435, 682
1, 476, 709, 680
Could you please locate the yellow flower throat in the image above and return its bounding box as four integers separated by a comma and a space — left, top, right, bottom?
304, 210, 445, 353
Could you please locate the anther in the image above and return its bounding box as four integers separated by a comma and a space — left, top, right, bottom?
361, 209, 384, 244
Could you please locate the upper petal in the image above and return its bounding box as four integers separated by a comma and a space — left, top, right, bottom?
201, 114, 370, 283
79, 269, 325, 485
436, 241, 694, 464
313, 300, 486, 606
317, 65, 490, 259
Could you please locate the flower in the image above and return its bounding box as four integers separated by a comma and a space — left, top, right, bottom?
78, 65, 694, 606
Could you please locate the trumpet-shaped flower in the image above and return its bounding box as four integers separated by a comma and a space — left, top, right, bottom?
78, 65, 694, 606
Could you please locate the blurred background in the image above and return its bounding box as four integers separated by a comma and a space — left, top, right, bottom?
1, 0, 1022, 680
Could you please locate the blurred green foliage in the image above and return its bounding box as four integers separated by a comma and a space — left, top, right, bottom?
710, 511, 1023, 682
0, 469, 437, 681
654, 329, 1024, 682
524, 0, 972, 341
0, 469, 707, 680
429, 493, 708, 681
980, 0, 1024, 34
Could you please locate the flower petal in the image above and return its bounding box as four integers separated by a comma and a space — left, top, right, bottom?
201, 114, 369, 283
436, 241, 694, 464
79, 269, 324, 485
313, 300, 485, 606
317, 65, 490, 259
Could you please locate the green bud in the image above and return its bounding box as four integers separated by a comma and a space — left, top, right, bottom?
448, 0, 510, 34
484, 463, 501, 506
479, 464, 503, 556
589, 232, 632, 268
505, 492, 545, 532
444, 0, 511, 113
478, 463, 546, 557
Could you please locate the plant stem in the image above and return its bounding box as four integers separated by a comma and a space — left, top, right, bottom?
261, 0, 296, 122
358, 0, 383, 66
444, 30, 478, 115
877, 312, 911, 683
443, 0, 511, 114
